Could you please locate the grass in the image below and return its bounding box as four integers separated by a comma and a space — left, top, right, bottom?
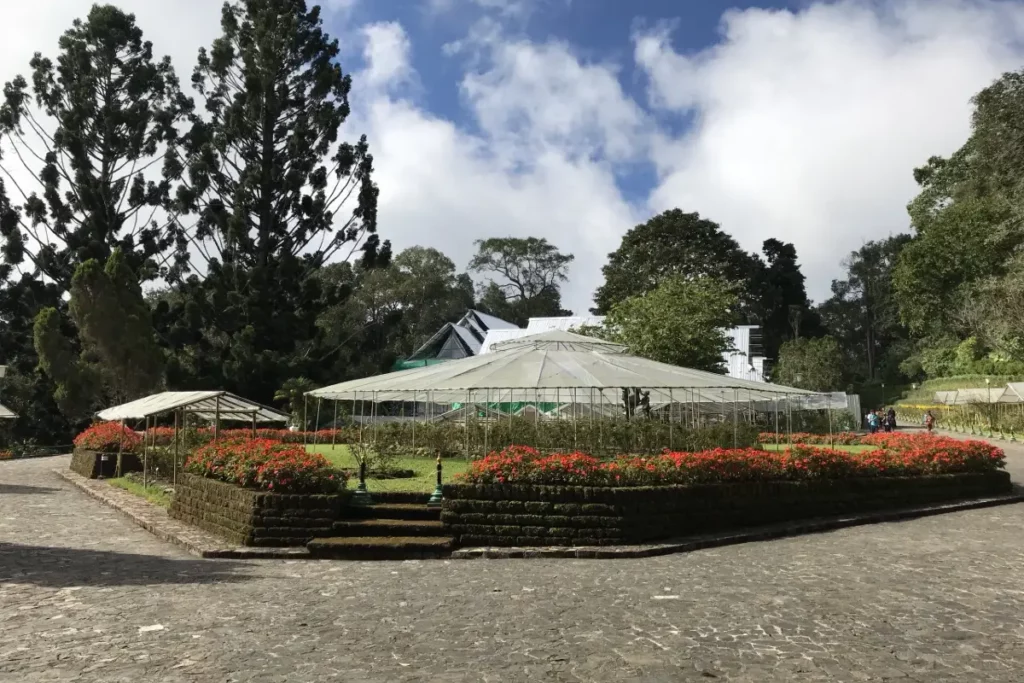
762, 443, 876, 453
306, 444, 471, 493
107, 477, 173, 508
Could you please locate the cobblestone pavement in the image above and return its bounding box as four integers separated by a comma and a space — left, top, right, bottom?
3, 454, 1024, 682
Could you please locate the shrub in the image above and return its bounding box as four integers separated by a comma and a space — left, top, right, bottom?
74, 422, 142, 453
0, 450, 13, 460
455, 435, 1005, 487
184, 438, 348, 494
759, 432, 862, 445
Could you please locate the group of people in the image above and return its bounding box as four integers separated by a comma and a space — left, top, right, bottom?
866, 407, 897, 433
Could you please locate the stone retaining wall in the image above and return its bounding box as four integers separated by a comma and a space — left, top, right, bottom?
169, 474, 345, 546
441, 471, 1012, 547
69, 449, 142, 479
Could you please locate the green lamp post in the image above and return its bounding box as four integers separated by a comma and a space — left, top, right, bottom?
427, 453, 443, 508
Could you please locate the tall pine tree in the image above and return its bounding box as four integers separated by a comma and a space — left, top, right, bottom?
163, 0, 388, 401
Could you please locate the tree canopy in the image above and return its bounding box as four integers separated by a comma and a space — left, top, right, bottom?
469, 237, 573, 326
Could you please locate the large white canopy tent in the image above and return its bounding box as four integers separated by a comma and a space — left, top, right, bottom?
308, 331, 840, 448
95, 391, 290, 486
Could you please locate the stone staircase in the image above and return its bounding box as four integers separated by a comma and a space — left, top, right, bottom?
306, 493, 454, 560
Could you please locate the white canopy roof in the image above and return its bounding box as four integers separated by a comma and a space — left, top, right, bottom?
309, 330, 818, 403
0, 402, 16, 419
96, 391, 290, 423
933, 387, 1006, 405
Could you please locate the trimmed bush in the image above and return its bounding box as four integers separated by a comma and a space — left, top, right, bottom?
456, 436, 1005, 488
74, 422, 141, 453
184, 438, 348, 494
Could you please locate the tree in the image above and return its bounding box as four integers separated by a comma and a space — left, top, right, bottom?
819, 236, 911, 384
159, 0, 388, 402
598, 276, 738, 371
0, 4, 190, 290
592, 209, 759, 314
772, 337, 844, 392
469, 237, 573, 326
273, 377, 318, 429
752, 238, 822, 359
391, 247, 474, 351
32, 307, 100, 423
68, 248, 164, 401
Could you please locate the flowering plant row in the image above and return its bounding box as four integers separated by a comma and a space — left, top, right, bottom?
74, 422, 143, 453
456, 435, 1005, 487
184, 438, 348, 494
758, 431, 864, 445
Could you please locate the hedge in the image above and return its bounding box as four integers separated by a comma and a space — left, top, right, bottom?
169, 474, 347, 546
440, 471, 1012, 547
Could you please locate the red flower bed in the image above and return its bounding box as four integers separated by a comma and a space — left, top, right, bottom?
74, 422, 142, 453
184, 438, 347, 494
457, 435, 1005, 487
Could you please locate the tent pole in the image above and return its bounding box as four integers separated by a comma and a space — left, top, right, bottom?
313, 397, 322, 449
465, 389, 471, 460
533, 388, 539, 450
484, 388, 489, 457
570, 388, 577, 451
373, 391, 379, 445
358, 393, 364, 443
173, 409, 179, 487
828, 394, 834, 448
332, 400, 339, 451
509, 388, 514, 445
412, 391, 417, 451
214, 396, 221, 441
301, 395, 308, 445
251, 410, 257, 439
669, 388, 674, 451
143, 415, 149, 489
733, 389, 738, 448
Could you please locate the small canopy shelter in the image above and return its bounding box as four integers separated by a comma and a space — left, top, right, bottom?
97, 390, 289, 424
96, 391, 289, 486
933, 388, 1005, 406
0, 402, 15, 419
999, 382, 1024, 403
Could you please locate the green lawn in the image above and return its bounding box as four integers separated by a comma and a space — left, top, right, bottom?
306, 444, 471, 493
107, 477, 173, 508
762, 443, 877, 453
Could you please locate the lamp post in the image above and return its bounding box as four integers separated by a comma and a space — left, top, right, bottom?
986, 377, 992, 436
881, 382, 886, 408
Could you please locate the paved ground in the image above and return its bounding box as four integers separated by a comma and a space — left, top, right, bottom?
2, 449, 1024, 682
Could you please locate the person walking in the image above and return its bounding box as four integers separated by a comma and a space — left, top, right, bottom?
925, 410, 935, 433
867, 410, 879, 434
886, 407, 897, 432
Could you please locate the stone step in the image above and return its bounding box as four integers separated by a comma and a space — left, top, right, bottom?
346, 503, 441, 521
332, 518, 446, 537
306, 536, 453, 560
369, 491, 432, 505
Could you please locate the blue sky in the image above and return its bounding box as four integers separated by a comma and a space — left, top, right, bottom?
8, 0, 1024, 313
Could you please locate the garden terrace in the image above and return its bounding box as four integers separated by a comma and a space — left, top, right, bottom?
440, 436, 1009, 547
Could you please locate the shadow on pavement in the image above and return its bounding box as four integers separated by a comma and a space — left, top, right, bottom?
0, 542, 253, 588
0, 483, 62, 495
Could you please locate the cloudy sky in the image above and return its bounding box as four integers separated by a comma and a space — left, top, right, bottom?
4, 0, 1024, 313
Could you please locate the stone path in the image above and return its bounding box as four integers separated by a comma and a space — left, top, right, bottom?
3, 453, 1024, 681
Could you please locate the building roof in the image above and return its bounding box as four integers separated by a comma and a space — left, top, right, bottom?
310, 330, 817, 404
96, 391, 290, 423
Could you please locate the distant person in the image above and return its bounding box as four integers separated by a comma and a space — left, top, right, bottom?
886, 407, 897, 432
867, 411, 879, 434
925, 410, 935, 433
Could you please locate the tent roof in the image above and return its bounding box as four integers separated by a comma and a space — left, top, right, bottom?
0, 402, 15, 419
309, 330, 817, 403
96, 391, 290, 422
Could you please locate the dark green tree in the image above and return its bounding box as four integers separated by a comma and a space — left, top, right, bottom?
469, 237, 573, 326
0, 4, 191, 290
597, 275, 738, 372
32, 307, 100, 423
69, 248, 164, 401
819, 236, 911, 384
592, 209, 759, 314
753, 238, 822, 359
161, 0, 387, 402
772, 336, 844, 392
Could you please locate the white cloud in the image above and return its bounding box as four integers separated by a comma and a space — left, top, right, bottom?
349, 22, 642, 312
8, 0, 1024, 318
634, 0, 1024, 301
361, 22, 414, 90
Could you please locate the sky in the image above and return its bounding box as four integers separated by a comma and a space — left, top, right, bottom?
4, 0, 1024, 315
